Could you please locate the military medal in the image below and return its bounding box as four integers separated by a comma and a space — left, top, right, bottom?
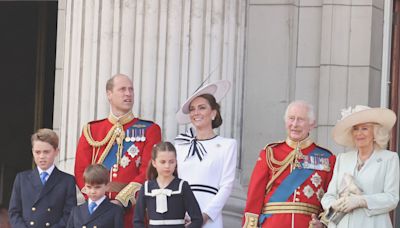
140, 129, 146, 142
300, 155, 330, 171
135, 129, 141, 142
131, 129, 136, 142
311, 172, 322, 188
321, 157, 331, 171
302, 185, 314, 199
120, 155, 130, 168
317, 188, 325, 201
125, 130, 131, 142
127, 144, 140, 158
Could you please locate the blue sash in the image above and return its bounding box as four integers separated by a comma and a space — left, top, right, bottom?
102, 120, 152, 170
259, 147, 331, 224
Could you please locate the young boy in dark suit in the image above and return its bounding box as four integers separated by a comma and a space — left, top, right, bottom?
8, 128, 77, 227
67, 164, 124, 228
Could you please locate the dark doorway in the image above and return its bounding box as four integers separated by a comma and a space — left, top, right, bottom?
0, 1, 58, 209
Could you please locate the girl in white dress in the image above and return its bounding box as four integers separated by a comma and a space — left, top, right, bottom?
175, 80, 237, 228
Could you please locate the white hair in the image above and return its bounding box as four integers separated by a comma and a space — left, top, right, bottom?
284, 100, 316, 124
373, 124, 391, 149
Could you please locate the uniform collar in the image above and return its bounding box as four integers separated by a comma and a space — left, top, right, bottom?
108, 111, 135, 125
285, 136, 313, 149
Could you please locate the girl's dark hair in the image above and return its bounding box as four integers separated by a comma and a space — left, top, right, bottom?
146, 141, 178, 180
196, 94, 223, 129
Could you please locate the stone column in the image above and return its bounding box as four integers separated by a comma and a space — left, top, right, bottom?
54, 0, 246, 225
240, 0, 386, 182
317, 0, 385, 153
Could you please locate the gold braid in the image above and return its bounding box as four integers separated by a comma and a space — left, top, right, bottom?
266, 147, 296, 172
265, 146, 298, 193
84, 123, 117, 147
83, 122, 125, 165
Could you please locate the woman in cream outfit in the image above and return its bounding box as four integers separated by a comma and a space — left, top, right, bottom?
174, 80, 237, 228
321, 105, 399, 228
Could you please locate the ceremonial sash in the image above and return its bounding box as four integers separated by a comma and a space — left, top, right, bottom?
103, 120, 152, 170
259, 147, 331, 224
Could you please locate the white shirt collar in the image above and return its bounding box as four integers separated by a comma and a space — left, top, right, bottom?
88, 195, 106, 208
37, 164, 55, 180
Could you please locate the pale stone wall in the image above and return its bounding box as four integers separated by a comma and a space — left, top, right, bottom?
241, 0, 385, 184
53, 0, 386, 226
54, 0, 247, 225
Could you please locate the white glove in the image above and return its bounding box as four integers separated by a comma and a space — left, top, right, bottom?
338, 173, 363, 197
331, 197, 346, 211
337, 195, 367, 213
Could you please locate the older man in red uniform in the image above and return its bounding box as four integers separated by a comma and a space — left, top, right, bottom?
74, 74, 161, 228
243, 100, 336, 228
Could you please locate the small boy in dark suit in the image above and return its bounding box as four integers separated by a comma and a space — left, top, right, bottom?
67, 164, 124, 228
8, 128, 77, 227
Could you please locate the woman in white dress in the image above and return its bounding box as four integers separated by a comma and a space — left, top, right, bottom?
175, 80, 237, 228
319, 105, 399, 228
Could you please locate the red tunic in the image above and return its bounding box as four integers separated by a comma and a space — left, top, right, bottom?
75, 114, 161, 228
243, 138, 336, 228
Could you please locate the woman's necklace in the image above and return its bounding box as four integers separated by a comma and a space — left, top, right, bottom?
357, 149, 373, 171
356, 156, 365, 171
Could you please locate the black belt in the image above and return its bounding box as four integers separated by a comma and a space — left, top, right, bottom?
190, 184, 218, 195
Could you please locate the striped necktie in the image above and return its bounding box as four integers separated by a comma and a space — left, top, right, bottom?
88, 202, 97, 214
40, 172, 48, 185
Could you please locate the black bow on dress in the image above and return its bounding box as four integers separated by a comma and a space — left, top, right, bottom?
175, 128, 207, 161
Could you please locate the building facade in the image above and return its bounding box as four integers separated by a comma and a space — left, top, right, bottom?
54, 0, 397, 226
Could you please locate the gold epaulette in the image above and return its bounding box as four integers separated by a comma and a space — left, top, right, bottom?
243, 212, 258, 228
115, 182, 142, 207
83, 123, 115, 148
263, 141, 284, 151
265, 140, 293, 169
83, 121, 126, 165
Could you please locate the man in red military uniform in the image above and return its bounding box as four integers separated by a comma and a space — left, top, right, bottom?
243, 100, 336, 228
74, 74, 161, 228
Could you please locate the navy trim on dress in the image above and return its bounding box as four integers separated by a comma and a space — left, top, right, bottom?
190, 184, 219, 195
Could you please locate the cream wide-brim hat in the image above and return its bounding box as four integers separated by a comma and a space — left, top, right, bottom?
176, 80, 231, 124
332, 105, 396, 147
